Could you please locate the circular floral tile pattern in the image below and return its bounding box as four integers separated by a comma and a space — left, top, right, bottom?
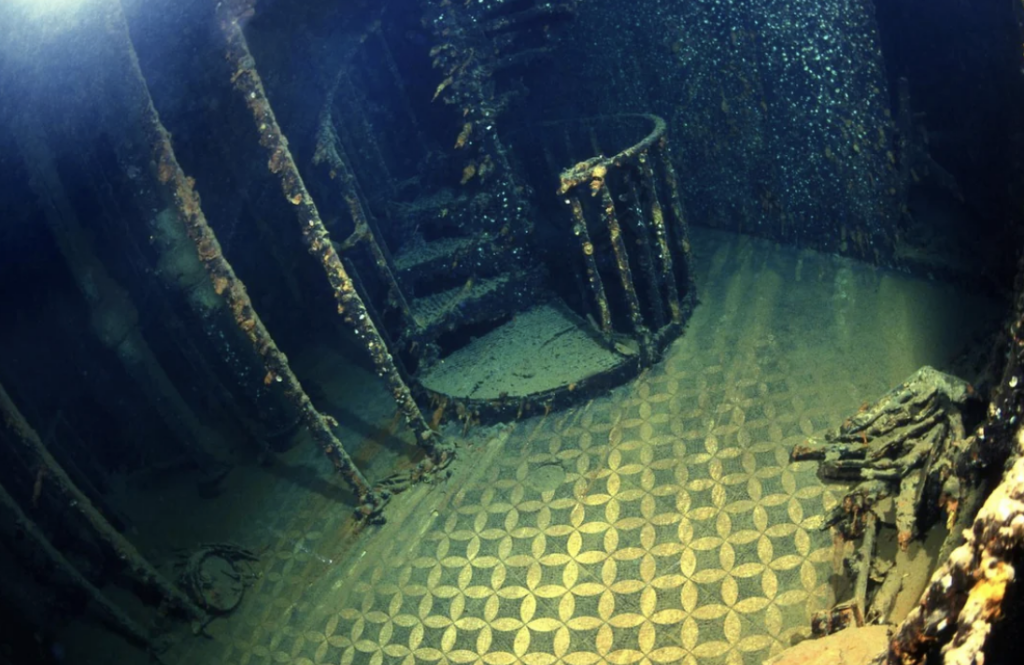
310, 349, 840, 665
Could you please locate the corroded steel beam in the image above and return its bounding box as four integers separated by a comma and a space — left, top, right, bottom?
597, 181, 647, 339
0, 381, 205, 620
567, 195, 613, 335
106, 0, 384, 516
638, 153, 682, 323
216, 0, 452, 464
314, 116, 420, 336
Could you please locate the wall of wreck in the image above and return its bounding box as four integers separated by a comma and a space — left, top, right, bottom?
521, 0, 899, 260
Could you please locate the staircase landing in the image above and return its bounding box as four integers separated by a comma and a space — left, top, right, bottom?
418, 302, 627, 399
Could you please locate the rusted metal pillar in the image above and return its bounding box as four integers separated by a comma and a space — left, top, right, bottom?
0, 478, 153, 648
0, 381, 205, 621
104, 0, 383, 516
656, 137, 695, 274
638, 153, 682, 323
313, 116, 420, 335
11, 109, 228, 470
587, 123, 664, 329
622, 167, 667, 329
597, 182, 647, 338
567, 196, 613, 335
216, 0, 450, 463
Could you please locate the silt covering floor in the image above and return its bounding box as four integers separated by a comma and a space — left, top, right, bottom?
166, 227, 1000, 665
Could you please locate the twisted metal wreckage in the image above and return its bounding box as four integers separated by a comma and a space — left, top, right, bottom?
0, 0, 1022, 662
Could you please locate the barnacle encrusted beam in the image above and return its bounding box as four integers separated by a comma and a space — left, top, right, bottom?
638, 154, 682, 323
217, 0, 451, 464
597, 180, 647, 341
0, 478, 153, 649
621, 170, 667, 329
312, 109, 420, 336
554, 115, 694, 357
0, 381, 205, 621
104, 0, 383, 516
567, 195, 613, 335
656, 137, 695, 291
10, 68, 226, 473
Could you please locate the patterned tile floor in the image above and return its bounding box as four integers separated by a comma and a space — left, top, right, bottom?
167, 228, 1000, 665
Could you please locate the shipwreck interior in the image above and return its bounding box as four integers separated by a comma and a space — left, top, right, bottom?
2, 0, 1024, 663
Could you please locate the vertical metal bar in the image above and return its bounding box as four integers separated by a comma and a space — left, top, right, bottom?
638, 153, 682, 323
622, 164, 666, 329
0, 478, 152, 647
597, 181, 646, 337
567, 195, 613, 335
562, 128, 576, 172
217, 1, 451, 464
314, 120, 420, 335
108, 0, 384, 515
0, 380, 205, 620
657, 138, 695, 292
374, 27, 428, 155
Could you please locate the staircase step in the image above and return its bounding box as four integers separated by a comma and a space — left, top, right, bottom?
393, 236, 477, 278
394, 235, 527, 298
409, 272, 539, 341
